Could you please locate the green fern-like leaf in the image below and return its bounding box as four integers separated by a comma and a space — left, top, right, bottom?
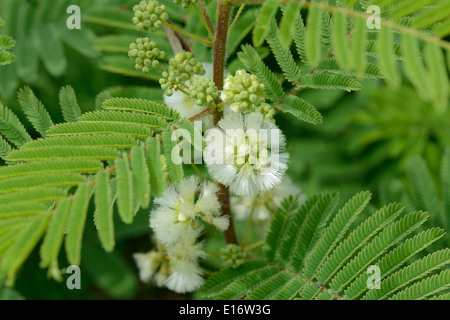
46, 122, 153, 140
146, 137, 166, 197
266, 19, 302, 83
278, 95, 323, 125
39, 198, 72, 278
0, 173, 85, 195
79, 111, 167, 130
94, 170, 115, 252
59, 86, 81, 123
202, 191, 449, 300
65, 182, 91, 266
21, 135, 139, 150
0, 160, 102, 180
253, 0, 279, 47
130, 145, 150, 209
305, 4, 323, 67
300, 72, 362, 92
0, 135, 12, 160
0, 50, 15, 66
0, 213, 50, 285
115, 155, 135, 224
17, 86, 54, 136
6, 146, 119, 162
344, 227, 446, 299
278, 0, 302, 48
0, 102, 32, 147
390, 269, 450, 300
238, 45, 284, 101
101, 98, 179, 121
162, 130, 184, 184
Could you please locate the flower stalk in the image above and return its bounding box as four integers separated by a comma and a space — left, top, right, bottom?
213, 2, 238, 245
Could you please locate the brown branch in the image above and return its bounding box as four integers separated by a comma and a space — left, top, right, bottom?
198, 0, 215, 36
213, 4, 231, 91
188, 107, 216, 121
212, 2, 238, 245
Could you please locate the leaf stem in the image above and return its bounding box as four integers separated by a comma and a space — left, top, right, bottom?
228, 4, 245, 35
244, 239, 265, 252
162, 21, 214, 47
190, 160, 206, 180
198, 0, 216, 38
193, 4, 215, 41
188, 107, 216, 121
241, 202, 256, 248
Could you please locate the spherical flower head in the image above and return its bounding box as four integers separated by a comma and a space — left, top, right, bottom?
164, 227, 205, 293
204, 112, 289, 196
232, 176, 305, 222
160, 52, 205, 96
189, 77, 218, 107
128, 37, 166, 73
150, 176, 227, 246
220, 244, 246, 268
221, 70, 265, 114
173, 0, 197, 8
133, 239, 170, 286
132, 0, 168, 32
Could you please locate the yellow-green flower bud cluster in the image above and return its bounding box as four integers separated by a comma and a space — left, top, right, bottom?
173, 0, 197, 9
128, 38, 166, 73
221, 70, 266, 113
132, 0, 168, 32
256, 103, 276, 120
220, 244, 246, 268
221, 70, 275, 120
189, 77, 218, 107
159, 51, 205, 96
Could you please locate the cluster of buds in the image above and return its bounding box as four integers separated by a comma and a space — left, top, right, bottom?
189, 77, 218, 107
221, 70, 266, 114
220, 244, 246, 268
256, 103, 276, 120
159, 51, 205, 96
173, 0, 197, 8
128, 38, 166, 73
132, 0, 169, 32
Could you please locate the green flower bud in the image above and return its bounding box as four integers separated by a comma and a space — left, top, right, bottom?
160, 51, 205, 96
188, 77, 218, 107
132, 0, 168, 32
221, 70, 266, 114
220, 244, 246, 268
128, 38, 165, 73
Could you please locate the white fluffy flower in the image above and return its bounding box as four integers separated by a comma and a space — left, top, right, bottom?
150, 176, 226, 246
133, 253, 156, 283
164, 228, 206, 293
204, 112, 289, 196
133, 245, 169, 287
165, 260, 204, 294
232, 176, 305, 221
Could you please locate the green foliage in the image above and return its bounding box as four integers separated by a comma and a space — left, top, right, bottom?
17, 87, 54, 136
238, 0, 450, 121
0, 0, 98, 97
253, 0, 280, 47
58, 86, 81, 123
0, 16, 15, 66
201, 193, 449, 300
0, 0, 449, 301
0, 85, 189, 284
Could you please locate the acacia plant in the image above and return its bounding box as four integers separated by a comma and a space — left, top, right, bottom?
0, 0, 449, 300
